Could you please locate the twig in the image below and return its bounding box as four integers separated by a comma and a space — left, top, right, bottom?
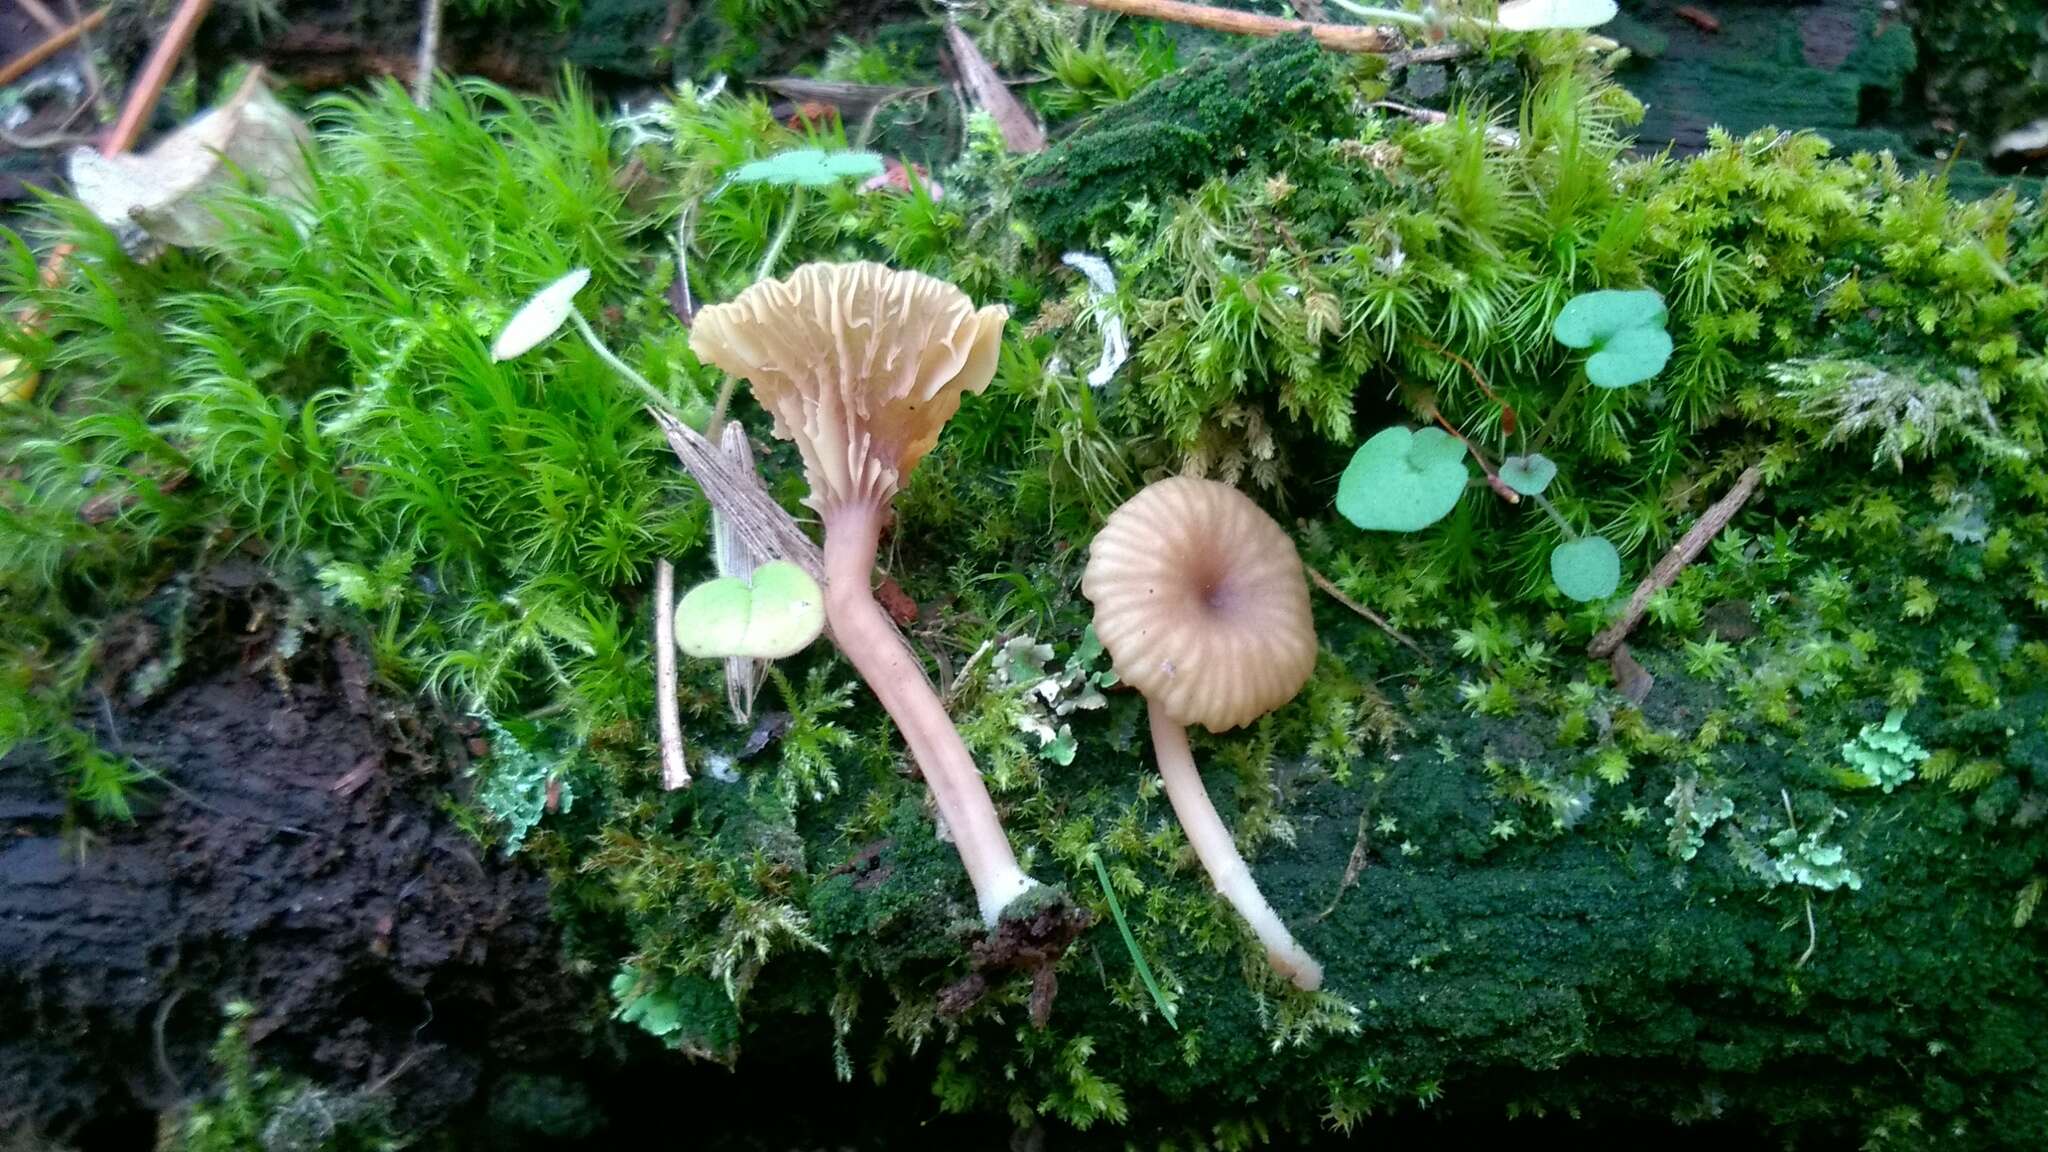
943, 19, 1044, 153
411, 0, 442, 106
105, 0, 211, 153
1055, 0, 1403, 53
16, 0, 208, 364
653, 558, 690, 789
0, 4, 106, 88
14, 0, 63, 34
1415, 334, 1517, 433
1387, 42, 1469, 71
1314, 807, 1371, 922
1430, 409, 1520, 505
0, 123, 99, 148
757, 77, 939, 117
1587, 464, 1764, 659
57, 0, 100, 105
1371, 100, 1521, 148
1305, 564, 1430, 663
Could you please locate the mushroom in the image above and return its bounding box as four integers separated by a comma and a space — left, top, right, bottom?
1082, 476, 1324, 990
690, 262, 1042, 927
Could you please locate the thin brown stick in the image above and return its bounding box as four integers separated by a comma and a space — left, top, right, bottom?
943, 19, 1044, 153
12, 0, 204, 404
1305, 564, 1430, 663
105, 0, 211, 153
1057, 0, 1402, 53
0, 4, 105, 88
1388, 42, 1468, 70
1431, 410, 1520, 505
1415, 334, 1518, 432
653, 559, 690, 790
1587, 464, 1764, 659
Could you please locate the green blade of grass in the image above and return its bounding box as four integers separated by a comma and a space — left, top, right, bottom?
1092, 852, 1176, 1030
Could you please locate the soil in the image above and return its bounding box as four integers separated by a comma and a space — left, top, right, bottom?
0, 570, 584, 1146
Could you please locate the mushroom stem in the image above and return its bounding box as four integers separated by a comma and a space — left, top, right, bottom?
1148, 699, 1324, 991
822, 499, 1040, 927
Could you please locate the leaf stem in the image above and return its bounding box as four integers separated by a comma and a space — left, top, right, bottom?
1431, 411, 1520, 505
756, 184, 805, 283
571, 311, 683, 419
1528, 491, 1576, 537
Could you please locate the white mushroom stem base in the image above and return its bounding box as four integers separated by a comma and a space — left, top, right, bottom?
1150, 700, 1325, 991
823, 500, 1040, 927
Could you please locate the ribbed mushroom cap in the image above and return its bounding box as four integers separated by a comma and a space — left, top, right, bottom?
1083, 477, 1318, 733
689, 261, 1007, 513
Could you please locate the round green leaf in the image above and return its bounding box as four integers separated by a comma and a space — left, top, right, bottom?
1552, 289, 1672, 389
731, 148, 887, 188
1499, 453, 1559, 496
1551, 289, 1667, 348
1337, 426, 1470, 533
1496, 0, 1619, 31
675, 579, 752, 657
674, 560, 825, 660
1585, 325, 1674, 389
1550, 536, 1622, 602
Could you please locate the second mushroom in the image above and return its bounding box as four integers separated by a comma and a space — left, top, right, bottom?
689, 261, 1047, 929
1082, 477, 1325, 991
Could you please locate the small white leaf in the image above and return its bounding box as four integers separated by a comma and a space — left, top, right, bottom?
491, 269, 591, 362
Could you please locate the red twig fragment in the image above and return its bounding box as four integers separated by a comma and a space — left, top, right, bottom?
1675, 6, 1721, 33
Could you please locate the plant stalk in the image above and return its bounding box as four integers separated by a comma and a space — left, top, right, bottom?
757, 185, 805, 284
822, 499, 1039, 927
1148, 700, 1323, 991
571, 312, 683, 418
653, 558, 690, 789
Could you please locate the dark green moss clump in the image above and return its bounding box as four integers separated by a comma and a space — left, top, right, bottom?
1017, 33, 1347, 249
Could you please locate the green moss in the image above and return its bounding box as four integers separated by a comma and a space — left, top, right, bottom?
1016, 33, 1348, 250
4, 30, 2047, 1148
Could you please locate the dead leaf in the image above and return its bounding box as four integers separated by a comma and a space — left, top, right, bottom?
69, 69, 311, 249
1610, 643, 1654, 705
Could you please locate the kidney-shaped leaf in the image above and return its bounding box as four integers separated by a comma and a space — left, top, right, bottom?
731, 148, 887, 188
1552, 289, 1672, 389
1337, 426, 1470, 533
1496, 0, 1620, 30
675, 560, 825, 660
1550, 535, 1622, 602
1500, 453, 1559, 496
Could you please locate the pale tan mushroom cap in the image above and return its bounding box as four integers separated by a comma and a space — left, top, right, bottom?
1082, 477, 1318, 733
689, 262, 1007, 512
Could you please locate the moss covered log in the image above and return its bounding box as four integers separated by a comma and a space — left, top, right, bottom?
1016, 32, 1346, 251
2, 21, 2045, 1149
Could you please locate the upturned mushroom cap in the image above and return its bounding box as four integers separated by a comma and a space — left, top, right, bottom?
1083, 477, 1318, 733
689, 262, 1007, 512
